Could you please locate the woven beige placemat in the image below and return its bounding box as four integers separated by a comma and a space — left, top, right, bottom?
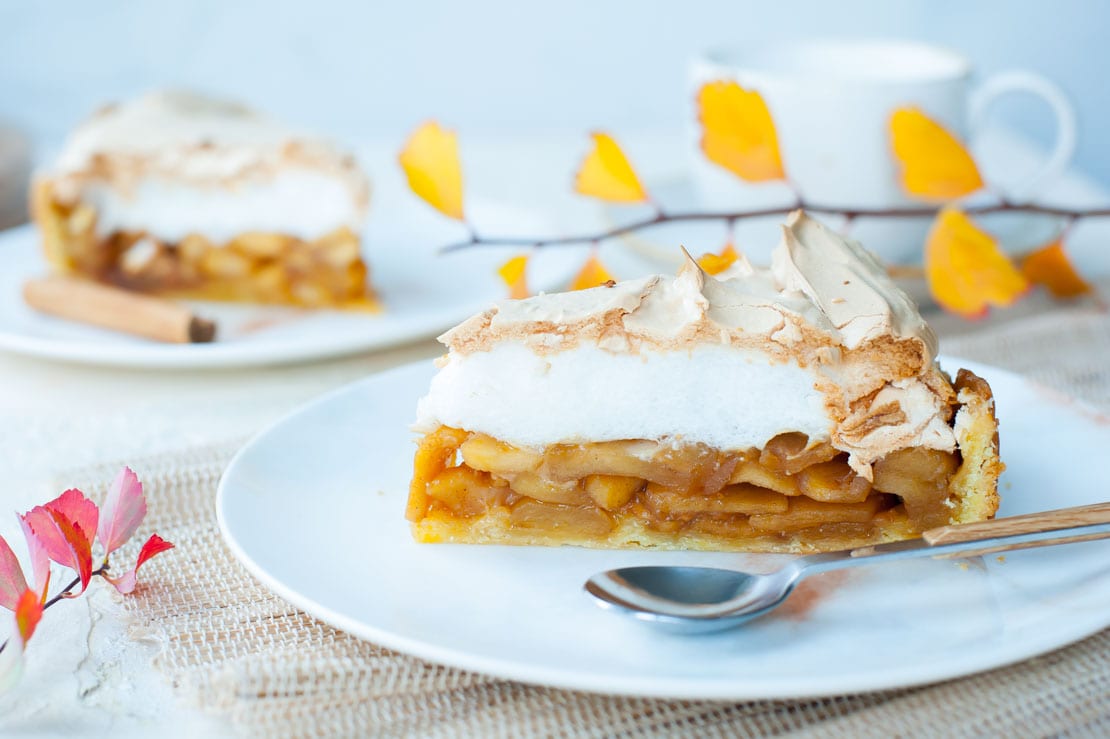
75, 299, 1110, 738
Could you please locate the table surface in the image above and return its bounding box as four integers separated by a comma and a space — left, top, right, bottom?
1, 129, 1107, 738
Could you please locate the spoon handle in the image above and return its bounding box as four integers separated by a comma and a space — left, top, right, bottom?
922, 501, 1110, 544
837, 502, 1110, 567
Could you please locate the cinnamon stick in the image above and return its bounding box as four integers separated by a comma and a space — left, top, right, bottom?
23, 275, 216, 343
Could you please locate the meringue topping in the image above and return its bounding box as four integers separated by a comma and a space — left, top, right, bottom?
443, 211, 934, 367
418, 211, 955, 476
45, 90, 369, 243
772, 211, 937, 356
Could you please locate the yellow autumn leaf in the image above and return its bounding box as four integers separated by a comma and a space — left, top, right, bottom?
697, 81, 785, 182
890, 108, 984, 200
1021, 239, 1092, 298
925, 208, 1029, 318
697, 243, 739, 275
573, 133, 649, 203
498, 254, 529, 299
398, 121, 465, 220
569, 253, 615, 290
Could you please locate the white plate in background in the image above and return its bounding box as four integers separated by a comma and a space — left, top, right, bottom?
218, 357, 1110, 699
0, 195, 586, 369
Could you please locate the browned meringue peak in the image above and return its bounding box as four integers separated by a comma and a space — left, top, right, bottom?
438, 273, 659, 354
772, 210, 938, 359
439, 259, 835, 358
440, 211, 937, 367
695, 253, 836, 346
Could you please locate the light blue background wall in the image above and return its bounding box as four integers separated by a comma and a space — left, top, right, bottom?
2, 0, 1107, 183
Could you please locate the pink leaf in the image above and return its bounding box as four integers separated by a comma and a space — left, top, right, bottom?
0, 536, 27, 611
14, 589, 41, 645
97, 467, 147, 556
44, 489, 98, 550
104, 572, 137, 596
22, 507, 92, 594
105, 533, 174, 595
18, 515, 51, 600
20, 508, 68, 568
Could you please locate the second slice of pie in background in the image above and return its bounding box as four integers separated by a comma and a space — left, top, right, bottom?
31, 90, 375, 310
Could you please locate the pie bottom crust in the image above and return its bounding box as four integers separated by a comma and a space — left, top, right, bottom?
406, 370, 1003, 554
31, 179, 377, 310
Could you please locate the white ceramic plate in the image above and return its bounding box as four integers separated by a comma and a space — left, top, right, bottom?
218, 358, 1110, 699
0, 195, 585, 369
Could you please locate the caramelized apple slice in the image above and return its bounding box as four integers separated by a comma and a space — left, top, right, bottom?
749, 495, 883, 533
509, 499, 615, 536
873, 448, 959, 530
760, 432, 838, 475
509, 473, 591, 506
412, 427, 467, 479
460, 434, 541, 474
643, 483, 789, 516
583, 475, 643, 510
654, 443, 736, 494
796, 460, 872, 503
406, 426, 468, 521
541, 440, 695, 486
425, 466, 505, 516
720, 485, 792, 514
728, 461, 799, 496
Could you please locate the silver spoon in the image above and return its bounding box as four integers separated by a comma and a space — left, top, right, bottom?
585, 502, 1110, 634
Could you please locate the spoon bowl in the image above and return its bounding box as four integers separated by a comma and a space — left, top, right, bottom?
584, 565, 799, 634
584, 508, 1110, 634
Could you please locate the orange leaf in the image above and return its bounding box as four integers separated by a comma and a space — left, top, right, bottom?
890, 108, 983, 200
697, 81, 785, 182
573, 133, 649, 203
14, 589, 41, 645
1021, 239, 1092, 298
398, 121, 465, 220
569, 254, 614, 290
498, 255, 529, 299
925, 208, 1029, 318
697, 243, 739, 275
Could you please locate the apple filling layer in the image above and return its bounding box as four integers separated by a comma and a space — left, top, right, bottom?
407, 371, 1002, 553
32, 181, 375, 309
407, 427, 960, 551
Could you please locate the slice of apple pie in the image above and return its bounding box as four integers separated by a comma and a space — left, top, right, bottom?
407, 211, 1002, 553
31, 90, 375, 309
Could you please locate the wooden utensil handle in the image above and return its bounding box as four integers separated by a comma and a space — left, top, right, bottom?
932, 531, 1110, 559
923, 502, 1110, 545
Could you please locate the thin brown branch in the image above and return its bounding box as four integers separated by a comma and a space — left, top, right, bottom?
439, 200, 1110, 253
0, 564, 110, 656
